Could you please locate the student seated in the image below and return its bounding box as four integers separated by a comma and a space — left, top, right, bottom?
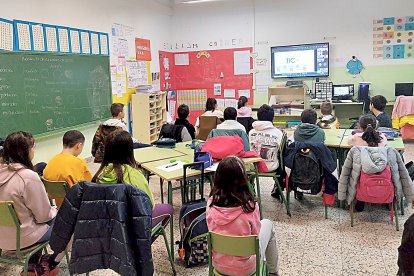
370, 95, 392, 128
43, 130, 92, 206
237, 96, 255, 133
249, 104, 283, 172
217, 107, 246, 132
92, 103, 150, 162
0, 131, 63, 274
195, 98, 224, 135
206, 156, 279, 276
237, 96, 252, 118
317, 102, 339, 129
174, 104, 196, 139
348, 114, 387, 147
294, 109, 325, 143
92, 130, 173, 229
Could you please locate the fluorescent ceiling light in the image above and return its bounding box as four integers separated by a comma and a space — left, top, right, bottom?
178, 0, 223, 4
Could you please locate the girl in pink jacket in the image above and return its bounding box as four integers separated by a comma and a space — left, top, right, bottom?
0, 131, 61, 275
206, 156, 279, 276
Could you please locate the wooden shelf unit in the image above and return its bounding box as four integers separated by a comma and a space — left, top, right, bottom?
131, 92, 167, 144
268, 87, 306, 128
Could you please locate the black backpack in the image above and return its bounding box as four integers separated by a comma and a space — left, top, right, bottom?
177, 199, 209, 267
289, 148, 323, 194
159, 124, 184, 142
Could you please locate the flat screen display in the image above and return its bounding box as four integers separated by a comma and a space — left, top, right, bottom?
271, 43, 329, 78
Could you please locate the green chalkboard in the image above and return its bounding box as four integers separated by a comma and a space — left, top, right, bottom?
0, 52, 112, 137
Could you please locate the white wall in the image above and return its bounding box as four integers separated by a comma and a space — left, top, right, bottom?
1, 0, 173, 162
2, 0, 172, 70
171, 0, 414, 66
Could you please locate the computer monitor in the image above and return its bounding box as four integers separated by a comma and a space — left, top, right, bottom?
332, 84, 354, 98
395, 83, 413, 96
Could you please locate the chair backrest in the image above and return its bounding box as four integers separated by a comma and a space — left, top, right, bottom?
237, 117, 255, 134
183, 161, 205, 203
207, 231, 260, 274
0, 201, 22, 254
41, 178, 70, 199
197, 116, 221, 141
278, 132, 288, 172
207, 128, 250, 151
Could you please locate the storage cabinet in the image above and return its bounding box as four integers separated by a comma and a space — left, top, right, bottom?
131, 92, 167, 144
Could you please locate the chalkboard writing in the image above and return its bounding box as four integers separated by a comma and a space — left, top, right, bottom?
0, 52, 111, 137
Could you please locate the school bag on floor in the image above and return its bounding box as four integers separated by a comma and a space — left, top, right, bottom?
289, 148, 323, 194
356, 165, 394, 204
177, 199, 209, 267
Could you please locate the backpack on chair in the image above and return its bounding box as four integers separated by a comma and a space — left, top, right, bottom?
356, 165, 394, 204
177, 199, 209, 267
159, 123, 184, 142
289, 148, 323, 195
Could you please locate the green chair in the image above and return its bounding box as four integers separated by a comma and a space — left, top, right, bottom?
207, 231, 268, 276
41, 178, 70, 201
0, 201, 49, 276
249, 132, 290, 218
350, 197, 399, 231
41, 178, 70, 264
151, 221, 176, 275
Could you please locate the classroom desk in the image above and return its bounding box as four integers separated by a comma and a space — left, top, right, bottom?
173, 142, 196, 155
134, 146, 186, 164
142, 155, 263, 259
340, 129, 405, 151
323, 128, 347, 175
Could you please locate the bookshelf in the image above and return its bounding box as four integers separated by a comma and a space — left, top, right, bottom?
268, 87, 306, 129
131, 92, 167, 144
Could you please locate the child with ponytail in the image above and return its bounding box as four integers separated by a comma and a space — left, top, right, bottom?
237, 96, 252, 118
348, 114, 387, 147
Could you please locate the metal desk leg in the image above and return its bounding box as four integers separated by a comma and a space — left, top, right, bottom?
253, 164, 263, 220
160, 178, 164, 204
168, 181, 174, 262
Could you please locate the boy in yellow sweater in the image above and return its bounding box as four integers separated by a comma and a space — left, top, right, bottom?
44, 130, 92, 205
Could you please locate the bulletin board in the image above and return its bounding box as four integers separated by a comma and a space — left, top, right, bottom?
159, 48, 253, 124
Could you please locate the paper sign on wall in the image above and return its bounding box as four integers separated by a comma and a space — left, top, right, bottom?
255, 72, 272, 86
214, 83, 222, 95
256, 86, 268, 94
174, 53, 189, 65
238, 89, 250, 98
224, 89, 235, 98
234, 50, 251, 75
117, 56, 126, 74
224, 99, 238, 108
135, 38, 151, 61
216, 99, 225, 108
126, 60, 148, 88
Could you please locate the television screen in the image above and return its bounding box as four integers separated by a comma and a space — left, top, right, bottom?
271, 43, 329, 78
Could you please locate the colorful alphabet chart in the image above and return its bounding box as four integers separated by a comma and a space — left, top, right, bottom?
373, 16, 414, 59
176, 89, 207, 111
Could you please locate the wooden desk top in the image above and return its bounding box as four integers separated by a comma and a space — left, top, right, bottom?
134, 146, 186, 164
340, 129, 405, 150
173, 142, 196, 155
324, 129, 346, 148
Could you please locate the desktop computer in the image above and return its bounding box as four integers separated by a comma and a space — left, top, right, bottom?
331, 84, 354, 102
358, 82, 371, 113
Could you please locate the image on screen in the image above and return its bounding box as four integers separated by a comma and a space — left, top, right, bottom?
271, 43, 329, 78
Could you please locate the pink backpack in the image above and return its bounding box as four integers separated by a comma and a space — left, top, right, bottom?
356, 165, 394, 204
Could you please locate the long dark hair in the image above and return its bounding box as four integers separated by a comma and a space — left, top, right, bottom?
2, 131, 35, 170
237, 96, 248, 109
205, 98, 217, 112
92, 130, 138, 183
210, 156, 256, 213
359, 114, 383, 147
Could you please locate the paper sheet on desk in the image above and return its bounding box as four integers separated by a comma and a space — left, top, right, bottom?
156, 161, 186, 172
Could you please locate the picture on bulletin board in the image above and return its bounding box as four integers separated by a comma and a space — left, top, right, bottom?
135, 38, 151, 61
159, 48, 253, 124
373, 16, 414, 59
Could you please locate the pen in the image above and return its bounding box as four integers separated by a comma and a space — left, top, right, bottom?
165, 163, 178, 168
